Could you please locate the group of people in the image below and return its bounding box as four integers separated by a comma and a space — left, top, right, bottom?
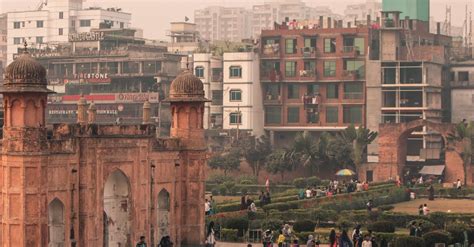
418, 204, 430, 216
298, 180, 371, 200
409, 222, 424, 237
135, 235, 173, 247
205, 196, 216, 216
259, 191, 272, 206
241, 194, 259, 213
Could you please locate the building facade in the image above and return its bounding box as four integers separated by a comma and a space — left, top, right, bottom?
260, 20, 369, 146
0, 14, 6, 82
450, 60, 474, 122
167, 22, 201, 54
6, 0, 131, 64
194, 6, 251, 42
28, 29, 182, 132
0, 52, 207, 246
343, 0, 382, 25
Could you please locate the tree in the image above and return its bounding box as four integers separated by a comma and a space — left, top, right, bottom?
335, 125, 378, 171
208, 148, 241, 176
448, 121, 473, 185
239, 135, 272, 177
265, 149, 296, 180
292, 131, 332, 173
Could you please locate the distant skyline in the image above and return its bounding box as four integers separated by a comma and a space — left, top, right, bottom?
1, 0, 472, 40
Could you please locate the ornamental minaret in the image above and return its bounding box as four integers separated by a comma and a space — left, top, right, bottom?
0, 44, 54, 246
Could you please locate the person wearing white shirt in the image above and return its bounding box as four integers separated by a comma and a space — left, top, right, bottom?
205, 199, 211, 215
456, 179, 462, 190
306, 188, 312, 198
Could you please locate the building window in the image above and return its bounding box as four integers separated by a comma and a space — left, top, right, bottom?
36, 37, 44, 44
212, 90, 223, 105
287, 107, 300, 123
80, 20, 91, 27
58, 28, 63, 35
264, 84, 280, 101
229, 66, 242, 78
13, 37, 22, 45
458, 71, 469, 81
327, 84, 339, 99
285, 61, 296, 77
354, 38, 365, 55
343, 83, 363, 99
307, 84, 320, 95
120, 22, 124, 28
59, 12, 64, 19
265, 106, 281, 124
326, 106, 338, 123
13, 22, 21, 29
229, 90, 242, 101
304, 37, 317, 48
36, 20, 44, 28
195, 66, 204, 78
285, 38, 297, 54
344, 60, 365, 79
324, 38, 336, 53
229, 112, 242, 124
324, 61, 336, 77
343, 106, 362, 124
287, 84, 299, 99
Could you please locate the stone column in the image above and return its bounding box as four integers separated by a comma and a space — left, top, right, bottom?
77, 95, 87, 124
142, 100, 151, 124
87, 102, 97, 124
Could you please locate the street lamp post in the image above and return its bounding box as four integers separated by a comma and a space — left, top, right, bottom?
70, 168, 78, 247
150, 161, 156, 247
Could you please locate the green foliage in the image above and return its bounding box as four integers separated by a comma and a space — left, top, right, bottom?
220, 228, 239, 242
446, 222, 469, 244
379, 212, 424, 228
367, 221, 395, 233
394, 236, 424, 247
208, 149, 241, 176
448, 121, 473, 184
261, 219, 284, 232
207, 174, 234, 184
294, 232, 317, 243
336, 218, 352, 230
221, 216, 249, 237
406, 219, 437, 233
428, 212, 448, 229
293, 178, 307, 189
422, 230, 451, 247
306, 177, 322, 187
238, 135, 272, 177
265, 149, 295, 179
237, 175, 258, 184
292, 131, 332, 172
293, 220, 316, 232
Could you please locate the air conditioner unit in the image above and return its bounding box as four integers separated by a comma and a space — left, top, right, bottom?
218, 132, 228, 136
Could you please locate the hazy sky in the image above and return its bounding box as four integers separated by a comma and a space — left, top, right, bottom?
1, 0, 472, 40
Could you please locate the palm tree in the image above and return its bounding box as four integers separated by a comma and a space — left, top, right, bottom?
448, 121, 473, 185
336, 125, 378, 171
265, 149, 296, 180
292, 131, 331, 173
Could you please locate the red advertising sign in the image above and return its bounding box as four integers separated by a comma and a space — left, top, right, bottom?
62, 94, 116, 102
116, 93, 159, 103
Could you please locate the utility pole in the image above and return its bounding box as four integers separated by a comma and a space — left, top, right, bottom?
236, 104, 240, 141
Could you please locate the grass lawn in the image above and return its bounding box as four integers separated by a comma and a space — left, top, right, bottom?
392, 198, 474, 214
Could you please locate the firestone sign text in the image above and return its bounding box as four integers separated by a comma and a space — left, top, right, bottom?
68, 32, 105, 42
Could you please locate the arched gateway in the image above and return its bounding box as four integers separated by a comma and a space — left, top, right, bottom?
364, 119, 472, 185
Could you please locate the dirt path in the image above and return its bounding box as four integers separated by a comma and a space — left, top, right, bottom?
392, 198, 474, 214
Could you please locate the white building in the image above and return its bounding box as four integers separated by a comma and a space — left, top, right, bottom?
194, 6, 251, 42
167, 22, 201, 54
0, 13, 7, 80
343, 0, 381, 25
222, 52, 264, 136
193, 53, 224, 130
6, 0, 131, 64
450, 61, 474, 122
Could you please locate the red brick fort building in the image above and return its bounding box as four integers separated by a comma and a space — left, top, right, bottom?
0, 49, 207, 246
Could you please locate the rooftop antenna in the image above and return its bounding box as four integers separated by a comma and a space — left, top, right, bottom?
443, 5, 451, 36
23, 41, 28, 53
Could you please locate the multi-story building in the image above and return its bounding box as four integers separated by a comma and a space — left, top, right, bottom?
28, 28, 182, 132
450, 60, 474, 122
167, 22, 201, 54
193, 53, 224, 130
222, 52, 264, 137
0, 13, 6, 80
6, 0, 131, 64
260, 19, 370, 146
344, 0, 382, 25
365, 11, 452, 164
194, 6, 251, 42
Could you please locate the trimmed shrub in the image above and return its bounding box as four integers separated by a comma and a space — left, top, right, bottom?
293, 220, 316, 232
446, 222, 469, 244
394, 236, 424, 247
406, 219, 437, 233
306, 177, 322, 187
207, 174, 234, 184
261, 219, 284, 232
237, 175, 258, 184
373, 233, 400, 246
467, 228, 474, 244
336, 218, 352, 230
221, 216, 249, 237
379, 212, 424, 227
293, 178, 307, 189
220, 228, 239, 242
377, 205, 394, 211
367, 221, 395, 233
422, 230, 451, 247
428, 212, 448, 229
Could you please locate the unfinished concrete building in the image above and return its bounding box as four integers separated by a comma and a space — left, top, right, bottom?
364, 11, 452, 182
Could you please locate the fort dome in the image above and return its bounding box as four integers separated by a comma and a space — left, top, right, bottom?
169, 70, 205, 100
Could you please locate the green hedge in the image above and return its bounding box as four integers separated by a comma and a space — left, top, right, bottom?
220, 228, 239, 242
207, 183, 294, 195
294, 231, 317, 243
367, 221, 395, 233
394, 236, 424, 247
423, 230, 451, 247
293, 220, 316, 232
446, 223, 469, 244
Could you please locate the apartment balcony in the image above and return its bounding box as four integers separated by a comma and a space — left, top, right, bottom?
341, 46, 360, 57
303, 95, 321, 109
261, 70, 283, 82
342, 70, 363, 80
299, 69, 317, 81
211, 75, 223, 82
450, 80, 474, 89
263, 94, 282, 105
261, 43, 281, 58
301, 47, 317, 58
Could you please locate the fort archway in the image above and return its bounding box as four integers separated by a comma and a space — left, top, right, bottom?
373, 119, 468, 184
103, 170, 131, 247
48, 198, 65, 247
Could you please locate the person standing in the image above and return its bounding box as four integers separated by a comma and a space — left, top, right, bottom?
409, 222, 417, 236
362, 235, 372, 247
456, 179, 462, 190
329, 229, 338, 247
366, 200, 373, 212
305, 187, 312, 198
205, 199, 211, 216
307, 235, 316, 247
422, 204, 430, 216
418, 204, 424, 215
206, 221, 216, 247
136, 236, 147, 247
352, 225, 363, 247
339, 230, 353, 247
262, 230, 273, 247
427, 185, 435, 201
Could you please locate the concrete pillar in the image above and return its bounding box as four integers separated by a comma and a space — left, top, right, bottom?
77, 95, 87, 124
142, 100, 151, 124
87, 102, 97, 124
